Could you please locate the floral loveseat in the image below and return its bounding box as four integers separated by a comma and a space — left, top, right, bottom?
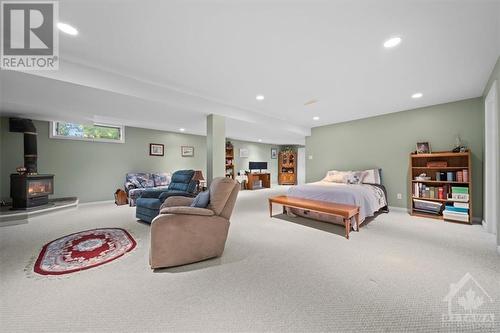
125, 172, 171, 206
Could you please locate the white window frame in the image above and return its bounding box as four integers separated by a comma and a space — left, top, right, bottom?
49, 121, 125, 143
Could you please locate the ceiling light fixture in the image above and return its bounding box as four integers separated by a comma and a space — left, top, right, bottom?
411, 92, 423, 99
258, 139, 262, 142
256, 95, 265, 101
304, 99, 319, 106
57, 22, 78, 36
179, 128, 185, 132
383, 37, 401, 48
313, 116, 320, 121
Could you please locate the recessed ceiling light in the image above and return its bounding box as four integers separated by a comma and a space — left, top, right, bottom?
258, 139, 262, 142
179, 128, 185, 132
57, 22, 78, 36
256, 95, 265, 101
313, 116, 320, 121
383, 37, 401, 48
411, 92, 423, 99
304, 99, 319, 106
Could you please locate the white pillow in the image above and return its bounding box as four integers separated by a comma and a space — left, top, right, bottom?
362, 168, 381, 184
323, 170, 351, 183
346, 171, 368, 184
324, 170, 374, 184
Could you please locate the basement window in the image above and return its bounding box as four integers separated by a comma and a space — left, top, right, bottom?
50, 122, 125, 143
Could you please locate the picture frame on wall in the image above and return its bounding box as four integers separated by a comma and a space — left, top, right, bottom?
239, 148, 249, 158
416, 142, 431, 154
271, 148, 278, 159
149, 143, 164, 156
181, 146, 194, 157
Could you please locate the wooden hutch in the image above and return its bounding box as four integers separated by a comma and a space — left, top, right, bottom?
409, 150, 472, 224
278, 151, 297, 185
225, 142, 235, 179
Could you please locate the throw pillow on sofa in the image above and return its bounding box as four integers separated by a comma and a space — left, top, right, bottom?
153, 172, 171, 187
190, 191, 210, 208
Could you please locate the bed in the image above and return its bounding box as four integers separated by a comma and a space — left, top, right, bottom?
286, 169, 388, 229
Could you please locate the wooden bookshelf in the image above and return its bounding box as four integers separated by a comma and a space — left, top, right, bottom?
225, 143, 235, 179
409, 150, 472, 224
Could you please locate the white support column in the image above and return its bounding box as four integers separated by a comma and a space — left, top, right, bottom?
206, 114, 226, 185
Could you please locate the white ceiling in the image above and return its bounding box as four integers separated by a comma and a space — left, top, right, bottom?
1, 0, 499, 145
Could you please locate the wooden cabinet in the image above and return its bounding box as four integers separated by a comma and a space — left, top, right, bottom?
278, 151, 297, 185
225, 143, 234, 179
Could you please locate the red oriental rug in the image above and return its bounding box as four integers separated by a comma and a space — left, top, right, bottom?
34, 228, 136, 275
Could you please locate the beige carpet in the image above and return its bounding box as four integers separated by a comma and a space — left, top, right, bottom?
1, 186, 499, 332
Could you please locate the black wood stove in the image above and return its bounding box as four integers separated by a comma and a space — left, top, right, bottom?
10, 174, 54, 209
9, 118, 55, 210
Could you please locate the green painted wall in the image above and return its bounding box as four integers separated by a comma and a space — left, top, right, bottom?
228, 139, 279, 184
0, 118, 207, 203
306, 97, 484, 218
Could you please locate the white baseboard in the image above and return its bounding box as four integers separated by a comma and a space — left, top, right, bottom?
482, 220, 487, 229
79, 200, 115, 206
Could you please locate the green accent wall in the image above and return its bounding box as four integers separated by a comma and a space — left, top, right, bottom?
305, 97, 484, 218
0, 119, 207, 203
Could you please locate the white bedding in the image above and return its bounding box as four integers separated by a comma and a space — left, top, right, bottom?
286, 181, 387, 223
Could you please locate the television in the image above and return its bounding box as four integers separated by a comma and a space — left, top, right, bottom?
249, 161, 267, 171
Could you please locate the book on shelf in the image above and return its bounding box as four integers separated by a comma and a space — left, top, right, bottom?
446, 172, 454, 181
438, 187, 444, 199
451, 186, 469, 194
413, 199, 443, 214
443, 211, 469, 222
451, 194, 469, 202
463, 169, 468, 182
453, 202, 469, 209
443, 200, 469, 222
413, 183, 446, 200
451, 186, 469, 202
444, 205, 468, 214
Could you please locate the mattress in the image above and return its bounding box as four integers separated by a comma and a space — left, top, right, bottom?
286, 181, 388, 227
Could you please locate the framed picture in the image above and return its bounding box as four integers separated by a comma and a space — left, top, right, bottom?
416, 142, 431, 154
271, 148, 278, 159
239, 148, 249, 158
149, 143, 164, 156
181, 146, 194, 157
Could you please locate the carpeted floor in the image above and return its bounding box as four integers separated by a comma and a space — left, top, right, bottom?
1, 186, 499, 332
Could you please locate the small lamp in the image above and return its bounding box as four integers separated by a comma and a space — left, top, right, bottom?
193, 170, 205, 192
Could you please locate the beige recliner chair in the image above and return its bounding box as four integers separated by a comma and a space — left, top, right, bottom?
150, 177, 239, 269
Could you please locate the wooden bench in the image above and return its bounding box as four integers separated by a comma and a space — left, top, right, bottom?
268, 195, 360, 239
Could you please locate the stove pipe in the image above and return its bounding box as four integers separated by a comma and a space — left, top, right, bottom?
9, 118, 38, 174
